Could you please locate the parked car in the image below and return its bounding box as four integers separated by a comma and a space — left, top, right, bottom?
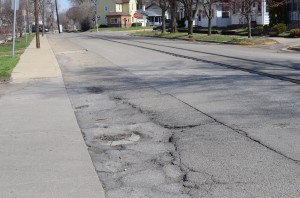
32, 25, 49, 32
153, 24, 170, 31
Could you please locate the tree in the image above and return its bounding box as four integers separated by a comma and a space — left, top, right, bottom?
169, 0, 178, 33
201, 0, 214, 36
66, 0, 94, 30
268, 0, 286, 26
155, 0, 170, 33
58, 11, 69, 29
179, 0, 200, 35
231, 0, 259, 38
34, 0, 40, 47
0, 0, 14, 41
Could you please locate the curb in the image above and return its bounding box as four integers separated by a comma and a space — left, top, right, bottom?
287, 46, 300, 52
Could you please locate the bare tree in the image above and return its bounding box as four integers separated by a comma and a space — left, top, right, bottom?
201, 0, 214, 36
69, 0, 90, 6
0, 0, 13, 41
169, 0, 178, 33
34, 0, 40, 47
231, 0, 259, 38
58, 11, 68, 28
154, 0, 170, 33
66, 1, 93, 30
179, 0, 200, 35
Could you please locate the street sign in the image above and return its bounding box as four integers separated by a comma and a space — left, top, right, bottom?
134, 12, 138, 19
11, 0, 19, 10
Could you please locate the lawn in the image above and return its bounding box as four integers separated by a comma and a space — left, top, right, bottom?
0, 34, 35, 81
133, 31, 276, 45
89, 26, 153, 32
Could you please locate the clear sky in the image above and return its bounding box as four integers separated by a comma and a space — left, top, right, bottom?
59, 0, 71, 11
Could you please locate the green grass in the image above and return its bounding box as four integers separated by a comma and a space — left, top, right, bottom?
133, 31, 276, 45
0, 34, 35, 81
89, 26, 152, 32
0, 56, 20, 81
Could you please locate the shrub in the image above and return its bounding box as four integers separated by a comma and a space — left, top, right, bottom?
268, 28, 279, 37
99, 24, 108, 28
131, 22, 142, 27
263, 25, 269, 34
81, 17, 91, 31
289, 29, 300, 38
177, 18, 186, 28
252, 26, 264, 36
272, 23, 286, 34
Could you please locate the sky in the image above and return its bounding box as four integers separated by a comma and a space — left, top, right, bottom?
59, 0, 71, 11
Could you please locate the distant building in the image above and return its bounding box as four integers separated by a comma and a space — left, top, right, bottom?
178, 0, 269, 28
96, 0, 137, 27
137, 4, 170, 26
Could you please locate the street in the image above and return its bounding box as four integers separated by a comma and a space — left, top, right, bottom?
48, 32, 300, 197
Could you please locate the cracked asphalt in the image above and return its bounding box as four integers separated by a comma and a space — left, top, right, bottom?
48, 32, 300, 197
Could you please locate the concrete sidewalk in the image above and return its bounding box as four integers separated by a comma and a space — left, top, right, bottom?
0, 35, 105, 198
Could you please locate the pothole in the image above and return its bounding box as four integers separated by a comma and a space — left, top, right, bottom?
75, 104, 89, 109
95, 133, 131, 141
94, 132, 141, 146
86, 86, 103, 94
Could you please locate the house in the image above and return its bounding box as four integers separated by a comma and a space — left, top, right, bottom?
287, 0, 300, 28
178, 0, 269, 28
138, 4, 170, 26
96, 0, 137, 27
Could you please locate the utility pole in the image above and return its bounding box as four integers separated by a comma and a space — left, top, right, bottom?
12, 0, 17, 57
34, 0, 40, 48
55, 0, 60, 33
42, 0, 45, 36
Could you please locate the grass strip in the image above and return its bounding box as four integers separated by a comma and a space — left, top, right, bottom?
0, 34, 35, 81
89, 27, 152, 32
0, 56, 20, 81
133, 31, 276, 45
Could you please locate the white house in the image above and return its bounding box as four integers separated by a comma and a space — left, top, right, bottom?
138, 4, 170, 26
179, 0, 269, 28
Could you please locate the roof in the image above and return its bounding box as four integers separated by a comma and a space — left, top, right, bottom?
138, 4, 162, 17
106, 12, 131, 16
115, 0, 130, 4
138, 9, 161, 17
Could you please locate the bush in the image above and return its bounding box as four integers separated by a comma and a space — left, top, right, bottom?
272, 23, 286, 34
268, 28, 279, 37
289, 29, 300, 38
221, 29, 236, 35
81, 17, 91, 31
177, 18, 186, 28
131, 22, 142, 27
252, 26, 264, 36
263, 25, 269, 34
99, 24, 108, 28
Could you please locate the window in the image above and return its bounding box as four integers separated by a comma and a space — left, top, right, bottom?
266, 1, 269, 12
198, 10, 201, 21
222, 5, 229, 18
104, 5, 108, 12
110, 18, 119, 24
119, 4, 121, 10
258, 1, 262, 13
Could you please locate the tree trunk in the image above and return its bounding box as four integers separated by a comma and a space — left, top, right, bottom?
208, 17, 212, 36
188, 19, 193, 35
161, 10, 166, 33
170, 0, 177, 33
34, 0, 40, 48
247, 14, 251, 38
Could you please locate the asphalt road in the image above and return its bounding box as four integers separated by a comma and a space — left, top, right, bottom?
48, 32, 300, 198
